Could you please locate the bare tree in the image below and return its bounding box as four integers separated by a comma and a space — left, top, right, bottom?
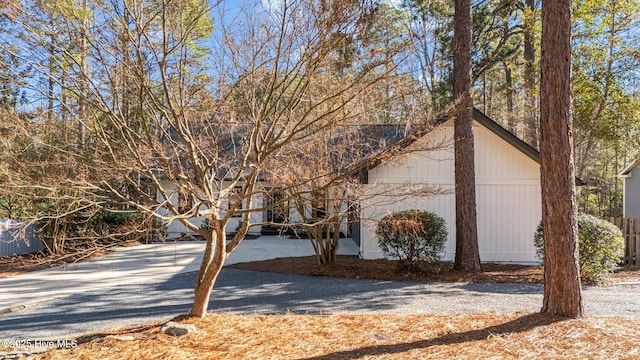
276, 122, 428, 265
402, 0, 450, 113
2, 0, 407, 318
539, 0, 583, 318
276, 128, 361, 265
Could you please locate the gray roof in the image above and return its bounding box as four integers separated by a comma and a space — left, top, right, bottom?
619, 158, 640, 177
471, 108, 540, 163
156, 109, 553, 184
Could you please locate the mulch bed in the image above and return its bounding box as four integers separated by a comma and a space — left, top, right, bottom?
0, 251, 107, 278
228, 255, 640, 285
227, 255, 545, 283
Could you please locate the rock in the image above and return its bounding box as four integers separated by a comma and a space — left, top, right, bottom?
77, 334, 106, 344
108, 335, 135, 341
161, 322, 197, 336
370, 333, 388, 342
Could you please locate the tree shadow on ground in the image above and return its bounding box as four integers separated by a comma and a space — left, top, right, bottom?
460, 282, 542, 295
296, 313, 566, 360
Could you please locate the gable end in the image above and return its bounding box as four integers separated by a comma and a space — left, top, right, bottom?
472, 109, 540, 163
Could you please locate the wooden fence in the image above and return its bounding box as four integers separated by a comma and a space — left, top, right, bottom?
604, 217, 640, 266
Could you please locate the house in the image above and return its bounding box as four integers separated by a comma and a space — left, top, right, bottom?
358, 109, 543, 264
619, 158, 640, 218
156, 124, 409, 239
156, 109, 546, 264
155, 180, 265, 238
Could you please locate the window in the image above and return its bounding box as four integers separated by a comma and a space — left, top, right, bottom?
312, 191, 326, 220
264, 189, 288, 224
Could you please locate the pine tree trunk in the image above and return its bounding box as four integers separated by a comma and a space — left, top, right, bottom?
79, 0, 88, 149
452, 0, 481, 273
523, 0, 538, 148
539, 0, 583, 318
504, 63, 516, 133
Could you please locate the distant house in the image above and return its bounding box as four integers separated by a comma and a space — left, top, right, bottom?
358, 109, 543, 264
619, 159, 640, 218
0, 220, 43, 257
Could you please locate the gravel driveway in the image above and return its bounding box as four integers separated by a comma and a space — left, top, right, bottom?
1, 268, 638, 342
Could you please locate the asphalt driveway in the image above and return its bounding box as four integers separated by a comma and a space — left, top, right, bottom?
0, 237, 638, 342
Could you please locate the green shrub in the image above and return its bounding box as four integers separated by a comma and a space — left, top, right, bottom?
533, 213, 624, 284
101, 211, 143, 224
376, 210, 447, 273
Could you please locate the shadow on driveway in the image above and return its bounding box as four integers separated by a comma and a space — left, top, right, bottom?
0, 269, 543, 340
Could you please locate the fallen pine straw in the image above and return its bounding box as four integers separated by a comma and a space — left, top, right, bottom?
34, 312, 640, 359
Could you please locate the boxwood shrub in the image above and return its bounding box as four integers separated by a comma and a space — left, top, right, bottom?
533, 213, 624, 284
376, 210, 447, 273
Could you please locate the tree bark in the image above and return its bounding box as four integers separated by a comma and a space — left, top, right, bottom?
190, 227, 227, 318
539, 0, 583, 318
523, 0, 538, 148
504, 63, 515, 133
452, 0, 481, 273
77, 0, 88, 151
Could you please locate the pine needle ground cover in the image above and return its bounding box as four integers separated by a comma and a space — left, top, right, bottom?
34, 313, 640, 359
4, 253, 639, 359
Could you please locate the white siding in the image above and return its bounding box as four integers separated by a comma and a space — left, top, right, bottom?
156, 180, 263, 238
623, 165, 640, 218
474, 125, 539, 182
360, 186, 455, 259
155, 181, 348, 238
368, 125, 455, 184
361, 120, 542, 264
475, 184, 541, 262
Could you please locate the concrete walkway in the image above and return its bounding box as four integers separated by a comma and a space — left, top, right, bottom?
0, 236, 360, 314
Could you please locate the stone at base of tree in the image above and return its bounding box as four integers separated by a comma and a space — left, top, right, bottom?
161, 322, 197, 336
77, 334, 105, 344
108, 335, 135, 341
